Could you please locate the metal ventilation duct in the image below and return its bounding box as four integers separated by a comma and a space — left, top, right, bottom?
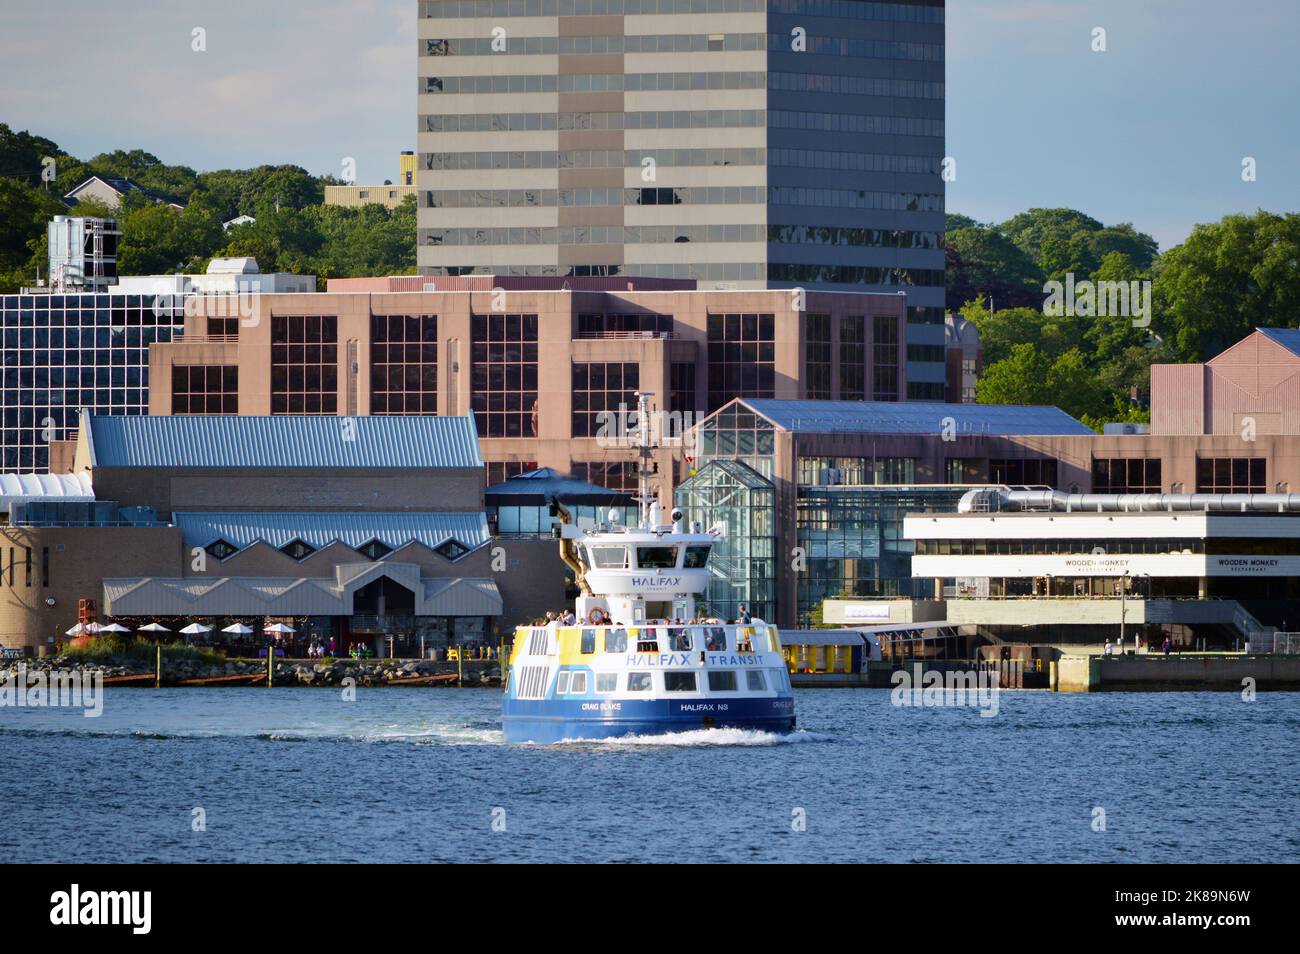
958, 488, 1300, 514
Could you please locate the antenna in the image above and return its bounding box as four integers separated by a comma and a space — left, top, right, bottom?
634, 390, 655, 528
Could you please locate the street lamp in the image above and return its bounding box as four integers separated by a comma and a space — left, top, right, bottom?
1119, 569, 1130, 650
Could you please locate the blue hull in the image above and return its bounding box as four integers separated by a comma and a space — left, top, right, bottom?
502, 696, 796, 744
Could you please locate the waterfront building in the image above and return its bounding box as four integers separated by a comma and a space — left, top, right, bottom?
0, 412, 560, 653
0, 258, 314, 473
486, 467, 637, 538
904, 487, 1300, 645
1, 290, 181, 472
1151, 327, 1300, 436
147, 283, 910, 491
676, 396, 1094, 625
415, 0, 948, 396
676, 326, 1300, 630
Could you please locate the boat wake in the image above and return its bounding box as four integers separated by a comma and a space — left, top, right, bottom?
0, 722, 506, 746
262, 722, 503, 745
582, 727, 832, 747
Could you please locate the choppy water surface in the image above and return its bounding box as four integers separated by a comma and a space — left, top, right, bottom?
1, 687, 1296, 862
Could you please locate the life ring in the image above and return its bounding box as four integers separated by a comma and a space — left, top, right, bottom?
587, 608, 608, 626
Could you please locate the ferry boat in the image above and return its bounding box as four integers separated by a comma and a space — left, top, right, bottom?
502, 393, 797, 743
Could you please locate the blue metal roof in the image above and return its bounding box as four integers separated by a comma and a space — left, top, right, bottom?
174, 511, 490, 555
733, 399, 1094, 436
85, 413, 483, 469
485, 467, 635, 501
1257, 327, 1300, 357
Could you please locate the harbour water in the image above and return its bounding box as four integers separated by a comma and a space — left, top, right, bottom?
1, 687, 1296, 863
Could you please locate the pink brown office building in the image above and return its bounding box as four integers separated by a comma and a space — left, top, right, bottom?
147, 279, 910, 492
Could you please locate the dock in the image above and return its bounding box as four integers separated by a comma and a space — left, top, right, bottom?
1053, 653, 1300, 691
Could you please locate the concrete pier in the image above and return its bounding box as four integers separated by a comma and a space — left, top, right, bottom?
1054, 653, 1300, 691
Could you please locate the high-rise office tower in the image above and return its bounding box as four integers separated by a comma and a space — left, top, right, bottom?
416, 0, 946, 396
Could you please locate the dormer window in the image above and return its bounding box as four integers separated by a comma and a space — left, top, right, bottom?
357, 539, 392, 560
205, 539, 237, 561
435, 538, 469, 561
280, 539, 316, 560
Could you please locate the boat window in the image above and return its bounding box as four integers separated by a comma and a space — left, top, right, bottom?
708, 671, 738, 691
664, 672, 697, 692
746, 670, 767, 691
668, 629, 692, 651
636, 639, 659, 653
590, 546, 629, 568
636, 546, 679, 569
556, 671, 572, 694
627, 672, 653, 692
683, 545, 711, 569
737, 633, 754, 653
705, 627, 727, 651
596, 672, 617, 693
570, 671, 588, 694
605, 629, 628, 653
580, 629, 596, 654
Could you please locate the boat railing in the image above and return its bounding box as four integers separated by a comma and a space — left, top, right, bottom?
517, 621, 776, 654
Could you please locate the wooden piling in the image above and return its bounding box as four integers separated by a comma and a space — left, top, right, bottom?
155, 644, 161, 689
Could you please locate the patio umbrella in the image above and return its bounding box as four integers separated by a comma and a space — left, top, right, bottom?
64, 623, 86, 637
137, 623, 171, 633
264, 623, 296, 634
98, 623, 130, 633
178, 623, 213, 635
222, 623, 255, 635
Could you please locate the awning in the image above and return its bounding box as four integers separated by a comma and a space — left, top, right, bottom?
777, 629, 865, 647
102, 562, 502, 617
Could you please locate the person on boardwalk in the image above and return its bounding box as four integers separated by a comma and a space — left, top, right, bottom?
1162, 637, 1172, 656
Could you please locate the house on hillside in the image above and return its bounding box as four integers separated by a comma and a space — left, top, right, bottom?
63, 175, 184, 211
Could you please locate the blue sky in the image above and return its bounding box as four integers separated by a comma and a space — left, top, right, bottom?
1, 0, 1296, 250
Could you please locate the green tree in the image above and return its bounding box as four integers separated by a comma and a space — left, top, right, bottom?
976, 343, 1110, 424
975, 342, 1053, 406
1001, 208, 1158, 285
114, 193, 224, 275
0, 177, 67, 283
945, 225, 1042, 310
81, 148, 197, 202
1000, 207, 1105, 263
1153, 210, 1300, 360
194, 165, 324, 221
0, 123, 63, 180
